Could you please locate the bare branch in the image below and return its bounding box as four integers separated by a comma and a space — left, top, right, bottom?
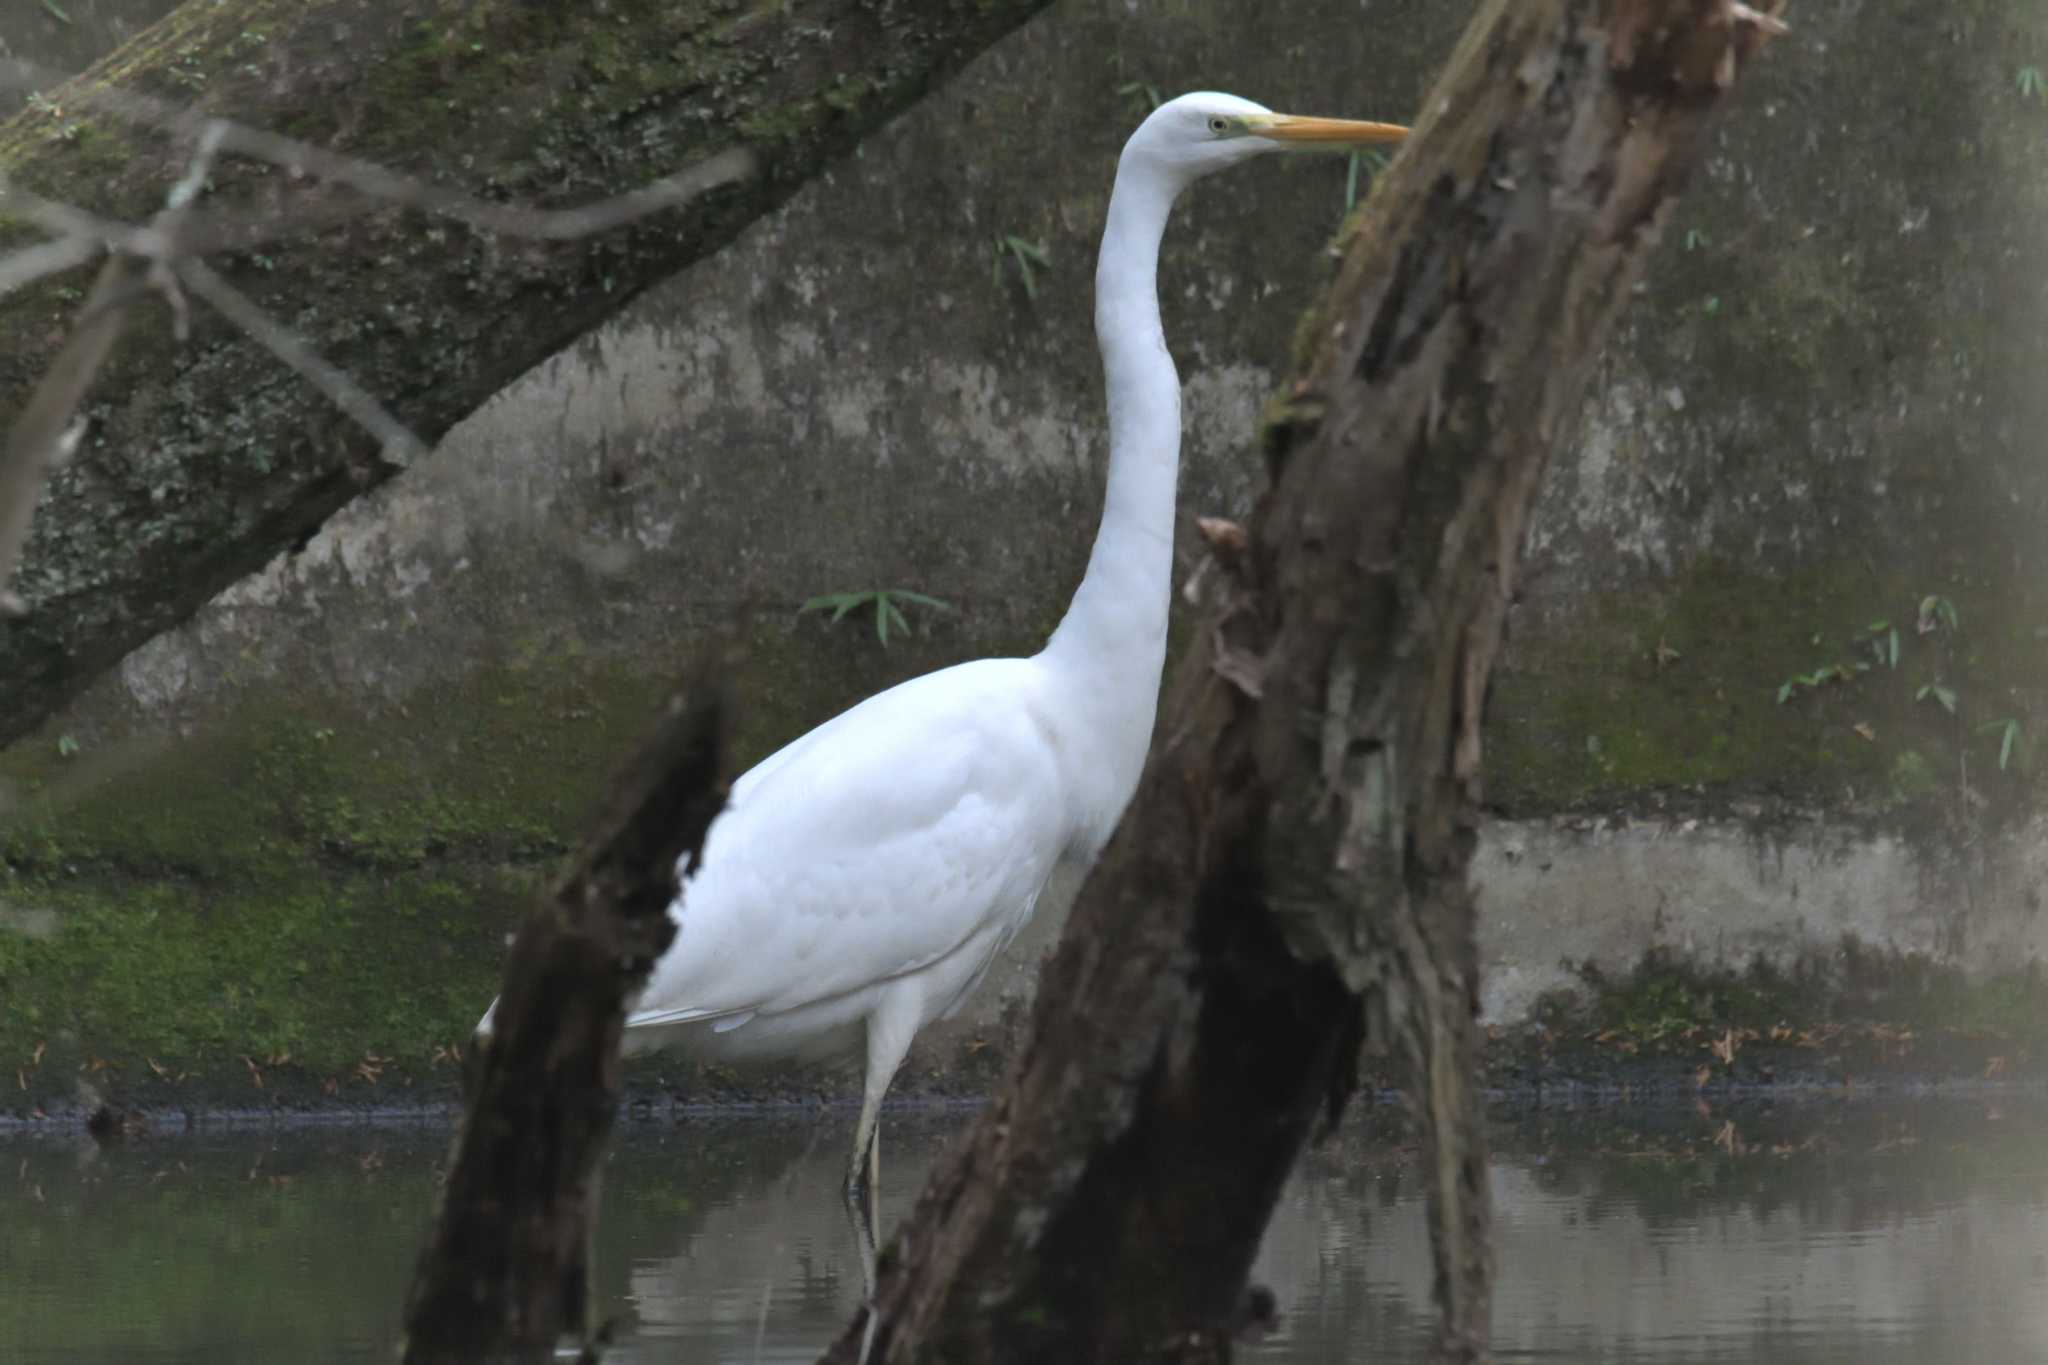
176, 257, 425, 466
0, 234, 98, 298
0, 58, 755, 612
0, 59, 757, 240
0, 256, 137, 618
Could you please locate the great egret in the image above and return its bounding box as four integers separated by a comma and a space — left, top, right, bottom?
474, 89, 1405, 1292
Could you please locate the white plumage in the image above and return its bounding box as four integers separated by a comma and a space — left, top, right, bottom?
474, 90, 1405, 1303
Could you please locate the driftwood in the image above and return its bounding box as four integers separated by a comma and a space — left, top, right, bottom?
401, 681, 729, 1364
817, 2, 1784, 1362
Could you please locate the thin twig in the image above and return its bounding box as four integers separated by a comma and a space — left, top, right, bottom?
0, 234, 98, 298
176, 257, 425, 467
0, 58, 756, 240
0, 57, 756, 612
0, 257, 138, 617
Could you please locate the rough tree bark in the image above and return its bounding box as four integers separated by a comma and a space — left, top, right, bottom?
819, 2, 1781, 1362
0, 0, 1055, 747
401, 681, 729, 1363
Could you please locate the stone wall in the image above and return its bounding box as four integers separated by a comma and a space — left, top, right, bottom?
5, 0, 2047, 1101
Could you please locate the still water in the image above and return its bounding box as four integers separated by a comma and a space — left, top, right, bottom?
3, 1097, 2045, 1363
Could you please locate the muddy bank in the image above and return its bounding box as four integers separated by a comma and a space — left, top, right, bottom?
10, 1033, 2038, 1138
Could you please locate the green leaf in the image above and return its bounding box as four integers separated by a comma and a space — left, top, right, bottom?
804, 587, 950, 647
1977, 718, 2021, 771
1917, 683, 1957, 715
1776, 681, 1794, 705
877, 596, 911, 646
799, 590, 869, 623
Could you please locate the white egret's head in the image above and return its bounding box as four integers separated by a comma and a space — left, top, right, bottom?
1122, 91, 1408, 187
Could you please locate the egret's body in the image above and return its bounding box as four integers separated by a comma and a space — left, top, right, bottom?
475, 90, 1404, 1299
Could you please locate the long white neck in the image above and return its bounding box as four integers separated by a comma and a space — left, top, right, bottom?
1040, 155, 1183, 700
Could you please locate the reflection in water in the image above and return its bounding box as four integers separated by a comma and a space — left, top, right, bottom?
2, 1099, 2045, 1363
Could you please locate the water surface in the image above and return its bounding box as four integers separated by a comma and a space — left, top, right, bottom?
3, 1097, 2044, 1363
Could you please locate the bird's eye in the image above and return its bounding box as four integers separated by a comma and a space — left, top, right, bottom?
1207, 115, 1232, 135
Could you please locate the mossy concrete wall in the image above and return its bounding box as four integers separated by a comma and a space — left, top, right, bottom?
7, 0, 2048, 1108
0, 0, 1471, 1108
1497, 0, 2048, 818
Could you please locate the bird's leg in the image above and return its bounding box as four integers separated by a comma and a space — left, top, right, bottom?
846, 1002, 916, 1364
843, 1100, 884, 1365
843, 1089, 883, 1301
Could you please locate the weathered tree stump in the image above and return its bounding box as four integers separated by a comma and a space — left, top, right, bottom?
401, 681, 728, 1364
818, 2, 1783, 1361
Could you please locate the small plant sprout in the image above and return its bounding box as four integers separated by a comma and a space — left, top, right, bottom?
800, 589, 953, 647
1979, 717, 2023, 771
1701, 295, 1722, 317
1343, 149, 1391, 212
1776, 660, 1869, 705
1684, 227, 1710, 251
1117, 80, 1164, 114
1916, 594, 1960, 634
1916, 683, 1958, 715
55, 734, 79, 758
1857, 618, 1900, 670
2020, 66, 2046, 101
992, 235, 1051, 300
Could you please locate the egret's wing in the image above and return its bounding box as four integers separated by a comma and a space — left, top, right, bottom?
627, 659, 1066, 1027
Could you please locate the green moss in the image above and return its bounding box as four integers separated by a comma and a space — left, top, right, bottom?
1536, 939, 2048, 1049
0, 656, 739, 1104
0, 602, 1010, 1109
1490, 558, 2044, 816
0, 872, 508, 1083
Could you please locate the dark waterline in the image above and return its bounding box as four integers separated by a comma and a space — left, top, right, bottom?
3, 1096, 2045, 1363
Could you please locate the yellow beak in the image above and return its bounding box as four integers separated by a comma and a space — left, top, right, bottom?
1247, 113, 1409, 146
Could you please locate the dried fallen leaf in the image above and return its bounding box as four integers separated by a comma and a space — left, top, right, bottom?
1852, 722, 1875, 741
1195, 515, 1249, 557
